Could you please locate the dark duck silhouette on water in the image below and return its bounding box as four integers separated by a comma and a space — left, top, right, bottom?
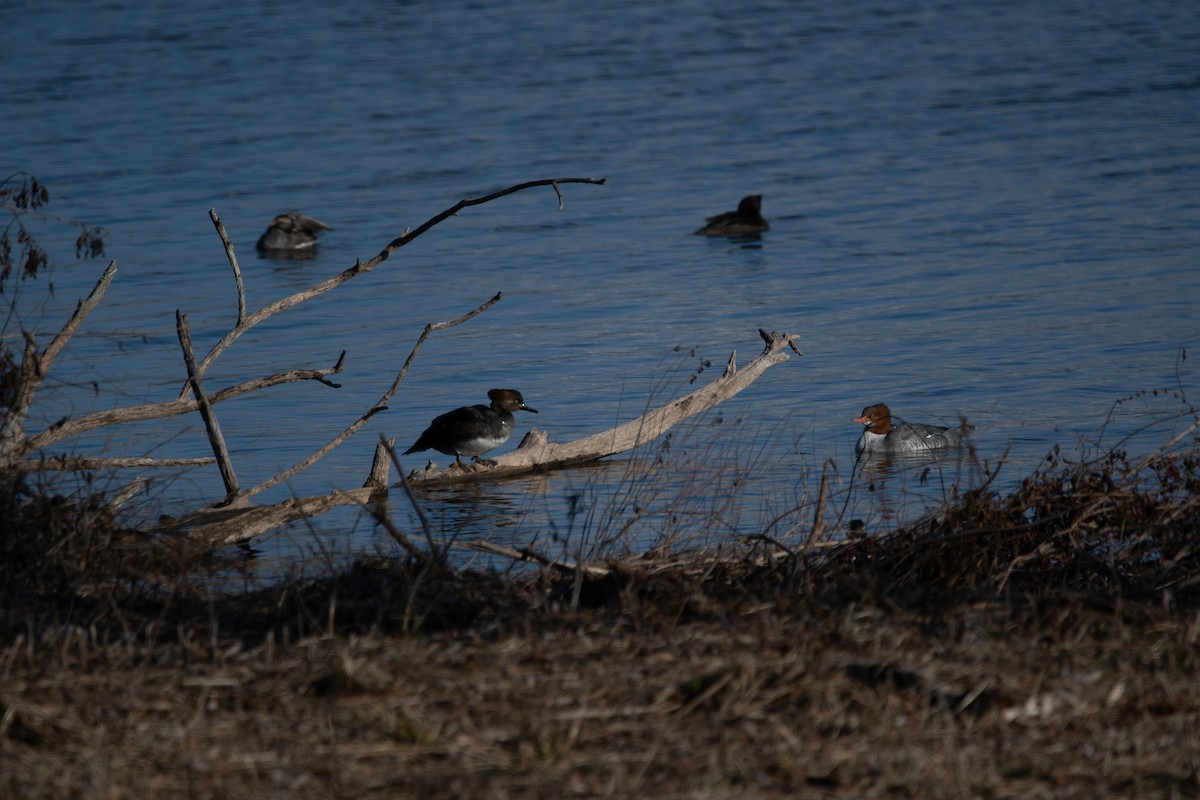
694, 195, 769, 238
404, 389, 538, 470
256, 211, 333, 253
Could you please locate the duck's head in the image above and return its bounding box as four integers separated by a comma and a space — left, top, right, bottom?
852, 403, 892, 433
488, 388, 538, 414
737, 195, 763, 216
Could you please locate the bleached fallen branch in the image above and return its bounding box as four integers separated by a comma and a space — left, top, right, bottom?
160, 438, 395, 547
172, 327, 798, 547
25, 455, 215, 471
404, 329, 803, 487
25, 355, 346, 455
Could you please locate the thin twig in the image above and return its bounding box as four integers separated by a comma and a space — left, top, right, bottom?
360, 495, 423, 561
364, 177, 605, 269
466, 539, 610, 578
37, 261, 118, 379
332, 483, 425, 562
384, 292, 503, 402
208, 209, 246, 325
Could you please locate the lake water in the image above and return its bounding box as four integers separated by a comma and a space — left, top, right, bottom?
5, 0, 1199, 572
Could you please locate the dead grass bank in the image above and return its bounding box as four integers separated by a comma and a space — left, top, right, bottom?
3, 436, 1200, 798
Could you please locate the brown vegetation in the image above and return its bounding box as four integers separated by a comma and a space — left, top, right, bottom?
3, 429, 1199, 798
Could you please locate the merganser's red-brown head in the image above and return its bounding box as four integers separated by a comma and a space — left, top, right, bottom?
852, 403, 892, 435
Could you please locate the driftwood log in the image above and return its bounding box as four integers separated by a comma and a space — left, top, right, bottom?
155, 437, 395, 548
171, 329, 800, 547
404, 329, 803, 487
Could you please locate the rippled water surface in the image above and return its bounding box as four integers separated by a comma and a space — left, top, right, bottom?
5, 0, 1199, 568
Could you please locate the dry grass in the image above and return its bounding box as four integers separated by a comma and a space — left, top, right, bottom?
4, 430, 1200, 798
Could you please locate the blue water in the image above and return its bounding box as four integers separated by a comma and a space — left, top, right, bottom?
4, 0, 1199, 570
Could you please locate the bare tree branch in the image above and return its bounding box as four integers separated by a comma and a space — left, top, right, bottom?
1, 261, 117, 459
160, 491, 377, 547
159, 440, 393, 547
22, 455, 215, 471
26, 354, 346, 452
240, 406, 389, 502
364, 177, 606, 271
382, 291, 503, 402
38, 261, 119, 378
177, 311, 240, 503
180, 177, 604, 397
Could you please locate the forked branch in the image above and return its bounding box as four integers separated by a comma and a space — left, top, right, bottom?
1, 261, 117, 461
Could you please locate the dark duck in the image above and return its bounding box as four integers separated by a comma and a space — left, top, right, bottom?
404, 389, 538, 469
255, 211, 333, 253
694, 195, 769, 238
